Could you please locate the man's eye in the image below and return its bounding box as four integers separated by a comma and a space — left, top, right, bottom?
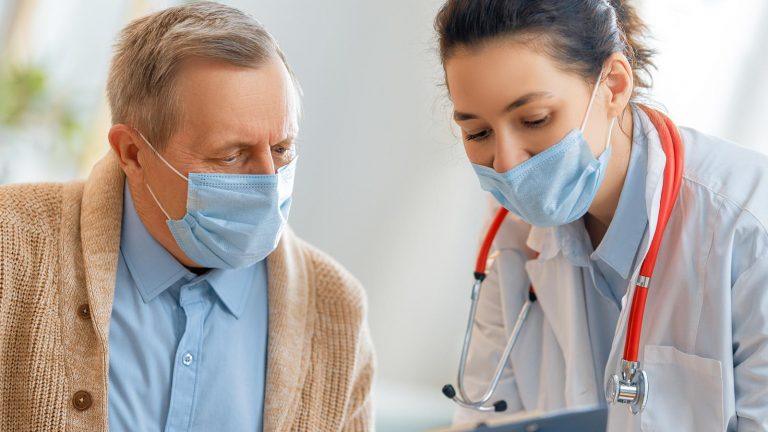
273, 144, 296, 161
221, 153, 242, 164
465, 130, 490, 142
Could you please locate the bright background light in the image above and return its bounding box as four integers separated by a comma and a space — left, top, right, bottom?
1, 1, 765, 430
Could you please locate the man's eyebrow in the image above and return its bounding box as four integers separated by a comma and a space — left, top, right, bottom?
453, 91, 554, 122
215, 135, 295, 150
270, 136, 295, 147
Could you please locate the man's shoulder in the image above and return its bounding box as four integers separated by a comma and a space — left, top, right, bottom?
289, 231, 368, 319
0, 181, 79, 235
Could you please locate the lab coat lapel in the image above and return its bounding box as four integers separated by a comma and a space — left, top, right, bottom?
603, 108, 666, 389
524, 227, 599, 407
263, 228, 316, 432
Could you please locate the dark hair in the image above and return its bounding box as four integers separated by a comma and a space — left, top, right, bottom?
434, 0, 655, 95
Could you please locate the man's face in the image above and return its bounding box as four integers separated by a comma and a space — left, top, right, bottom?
137, 56, 299, 221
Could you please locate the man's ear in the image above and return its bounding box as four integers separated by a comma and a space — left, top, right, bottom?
108, 124, 144, 178
602, 52, 634, 118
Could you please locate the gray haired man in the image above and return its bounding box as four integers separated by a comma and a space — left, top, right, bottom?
0, 2, 374, 431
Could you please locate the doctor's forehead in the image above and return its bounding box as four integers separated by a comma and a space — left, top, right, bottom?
445, 41, 583, 114
172, 57, 300, 150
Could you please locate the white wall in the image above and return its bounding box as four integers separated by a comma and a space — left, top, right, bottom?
643, 0, 768, 151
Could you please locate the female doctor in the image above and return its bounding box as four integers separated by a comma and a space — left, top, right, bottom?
435, 0, 768, 430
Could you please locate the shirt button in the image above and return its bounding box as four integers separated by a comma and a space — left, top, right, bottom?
182, 353, 193, 366
72, 390, 92, 411
77, 304, 90, 320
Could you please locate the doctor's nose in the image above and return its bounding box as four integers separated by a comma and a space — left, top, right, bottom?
492, 133, 531, 173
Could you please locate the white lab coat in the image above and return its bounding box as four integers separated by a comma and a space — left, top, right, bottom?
454, 112, 768, 431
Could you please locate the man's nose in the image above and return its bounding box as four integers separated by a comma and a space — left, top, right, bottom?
249, 150, 279, 175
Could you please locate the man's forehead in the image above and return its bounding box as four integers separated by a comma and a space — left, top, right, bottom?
176, 58, 296, 111
171, 58, 300, 143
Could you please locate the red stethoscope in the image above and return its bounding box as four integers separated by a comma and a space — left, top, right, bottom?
442, 106, 684, 415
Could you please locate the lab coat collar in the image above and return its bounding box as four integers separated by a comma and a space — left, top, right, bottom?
591, 110, 650, 280
526, 221, 593, 266
602, 104, 670, 388
638, 105, 667, 254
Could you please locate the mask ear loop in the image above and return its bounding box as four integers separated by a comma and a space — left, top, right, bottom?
134, 129, 190, 182
580, 71, 605, 132
581, 70, 617, 156
605, 117, 616, 152
145, 183, 173, 220
133, 128, 183, 221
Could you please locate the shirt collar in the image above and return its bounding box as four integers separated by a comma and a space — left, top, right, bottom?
205, 265, 256, 318
120, 183, 255, 318
591, 106, 650, 278
527, 106, 650, 277
120, 183, 192, 303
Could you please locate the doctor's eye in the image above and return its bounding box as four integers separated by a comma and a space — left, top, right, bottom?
522, 115, 551, 129
465, 130, 491, 142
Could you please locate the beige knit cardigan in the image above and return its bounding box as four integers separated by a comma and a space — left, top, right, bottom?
0, 152, 374, 431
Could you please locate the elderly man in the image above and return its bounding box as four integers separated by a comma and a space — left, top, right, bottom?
0, 2, 373, 431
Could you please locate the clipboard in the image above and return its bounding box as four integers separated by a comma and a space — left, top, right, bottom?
437, 405, 607, 432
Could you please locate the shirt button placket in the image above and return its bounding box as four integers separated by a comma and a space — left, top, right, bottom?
165, 284, 208, 431
182, 352, 193, 366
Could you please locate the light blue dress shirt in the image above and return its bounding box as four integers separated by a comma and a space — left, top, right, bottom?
108, 183, 269, 432
554, 107, 650, 400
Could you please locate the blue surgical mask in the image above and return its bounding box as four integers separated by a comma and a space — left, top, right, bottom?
138, 132, 295, 269
471, 73, 615, 227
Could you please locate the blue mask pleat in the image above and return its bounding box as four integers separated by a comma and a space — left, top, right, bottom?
472, 130, 611, 227
167, 158, 297, 269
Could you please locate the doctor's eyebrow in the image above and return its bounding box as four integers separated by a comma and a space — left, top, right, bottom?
453, 91, 554, 122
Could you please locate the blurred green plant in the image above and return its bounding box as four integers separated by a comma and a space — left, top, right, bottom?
0, 64, 46, 125
0, 62, 84, 162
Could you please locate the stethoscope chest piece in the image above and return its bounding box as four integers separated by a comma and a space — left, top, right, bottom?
606, 360, 649, 414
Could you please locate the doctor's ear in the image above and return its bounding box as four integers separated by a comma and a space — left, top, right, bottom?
108, 124, 146, 178
600, 53, 634, 119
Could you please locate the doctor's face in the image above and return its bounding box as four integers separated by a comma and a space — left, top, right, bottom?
445, 40, 610, 173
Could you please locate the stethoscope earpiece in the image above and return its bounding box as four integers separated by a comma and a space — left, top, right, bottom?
441, 384, 456, 399
443, 383, 508, 413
